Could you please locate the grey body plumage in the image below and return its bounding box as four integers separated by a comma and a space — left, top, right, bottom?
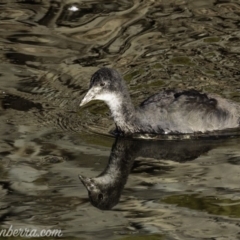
80, 68, 240, 135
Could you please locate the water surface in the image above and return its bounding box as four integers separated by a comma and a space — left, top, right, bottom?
0, 0, 240, 239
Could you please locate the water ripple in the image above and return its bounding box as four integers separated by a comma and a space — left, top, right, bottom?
1, 1, 240, 239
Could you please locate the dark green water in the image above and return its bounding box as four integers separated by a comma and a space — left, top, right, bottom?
0, 0, 240, 239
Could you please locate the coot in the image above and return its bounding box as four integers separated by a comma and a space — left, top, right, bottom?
80, 68, 240, 135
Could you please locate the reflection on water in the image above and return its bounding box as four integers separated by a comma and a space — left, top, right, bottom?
0, 0, 240, 239
79, 137, 237, 210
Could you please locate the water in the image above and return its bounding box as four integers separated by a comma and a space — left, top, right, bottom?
0, 0, 240, 239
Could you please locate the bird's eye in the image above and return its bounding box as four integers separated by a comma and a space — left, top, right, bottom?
98, 193, 103, 201
100, 82, 105, 87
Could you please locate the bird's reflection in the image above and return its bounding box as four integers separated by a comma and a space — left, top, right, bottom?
79, 136, 228, 210
79, 138, 135, 210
